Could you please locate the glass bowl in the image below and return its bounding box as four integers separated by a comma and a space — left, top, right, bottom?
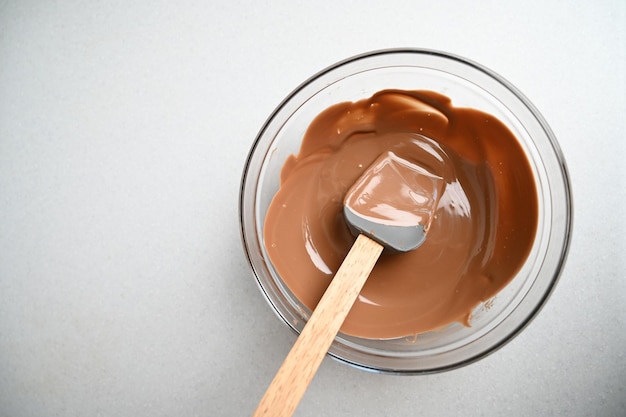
239, 49, 572, 374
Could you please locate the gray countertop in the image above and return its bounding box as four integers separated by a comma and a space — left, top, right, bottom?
1, 1, 624, 416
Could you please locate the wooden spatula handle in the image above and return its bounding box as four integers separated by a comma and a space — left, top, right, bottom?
252, 234, 383, 417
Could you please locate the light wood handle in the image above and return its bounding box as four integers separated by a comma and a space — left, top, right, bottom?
252, 234, 383, 417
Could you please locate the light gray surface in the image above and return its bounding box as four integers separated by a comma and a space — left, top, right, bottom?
1, 1, 624, 416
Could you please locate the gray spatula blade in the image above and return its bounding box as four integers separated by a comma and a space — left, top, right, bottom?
343, 206, 427, 252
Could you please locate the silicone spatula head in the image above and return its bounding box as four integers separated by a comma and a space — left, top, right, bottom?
343, 151, 445, 252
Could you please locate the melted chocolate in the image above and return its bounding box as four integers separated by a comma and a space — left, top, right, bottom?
264, 90, 538, 339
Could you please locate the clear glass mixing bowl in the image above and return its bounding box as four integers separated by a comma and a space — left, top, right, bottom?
239, 49, 572, 374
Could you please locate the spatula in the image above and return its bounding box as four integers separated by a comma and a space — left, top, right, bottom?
253, 151, 444, 417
